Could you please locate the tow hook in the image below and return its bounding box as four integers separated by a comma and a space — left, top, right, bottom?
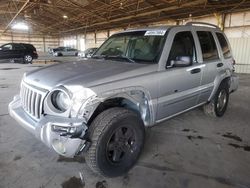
79, 140, 91, 153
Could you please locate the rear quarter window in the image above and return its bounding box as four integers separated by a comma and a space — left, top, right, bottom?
216, 33, 232, 59
23, 44, 36, 51
197, 31, 219, 61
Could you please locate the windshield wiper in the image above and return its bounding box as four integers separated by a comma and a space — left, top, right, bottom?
104, 55, 136, 63
92, 54, 136, 63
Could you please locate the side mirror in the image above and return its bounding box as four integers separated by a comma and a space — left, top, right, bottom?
172, 56, 192, 67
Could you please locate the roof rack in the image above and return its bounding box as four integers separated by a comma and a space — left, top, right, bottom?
185, 22, 220, 29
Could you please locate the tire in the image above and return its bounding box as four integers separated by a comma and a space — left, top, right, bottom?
203, 81, 229, 117
85, 107, 145, 177
23, 54, 33, 64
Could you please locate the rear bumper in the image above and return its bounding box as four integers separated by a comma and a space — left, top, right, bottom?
229, 74, 239, 93
33, 54, 38, 59
8, 95, 88, 157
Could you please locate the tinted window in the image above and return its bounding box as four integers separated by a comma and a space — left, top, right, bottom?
14, 44, 25, 50
197, 31, 219, 61
22, 44, 35, 50
167, 31, 196, 66
216, 33, 231, 59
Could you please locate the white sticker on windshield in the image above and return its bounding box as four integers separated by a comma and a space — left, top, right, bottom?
144, 30, 166, 36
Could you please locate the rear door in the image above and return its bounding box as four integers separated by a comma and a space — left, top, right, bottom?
68, 48, 77, 56
194, 30, 224, 103
64, 48, 71, 56
13, 44, 25, 58
156, 28, 203, 121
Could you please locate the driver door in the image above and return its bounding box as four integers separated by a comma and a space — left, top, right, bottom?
156, 30, 203, 121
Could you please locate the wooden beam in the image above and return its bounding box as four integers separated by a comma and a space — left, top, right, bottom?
1, 0, 30, 35
61, 0, 204, 33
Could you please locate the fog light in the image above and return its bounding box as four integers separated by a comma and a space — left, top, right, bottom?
51, 125, 77, 135
52, 125, 69, 132
52, 139, 66, 155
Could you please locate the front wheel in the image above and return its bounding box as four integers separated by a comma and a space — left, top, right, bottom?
86, 107, 145, 177
203, 82, 229, 117
23, 54, 33, 64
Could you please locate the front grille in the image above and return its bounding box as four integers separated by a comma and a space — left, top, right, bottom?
20, 82, 47, 119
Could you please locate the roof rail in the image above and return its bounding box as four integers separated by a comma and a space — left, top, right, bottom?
185, 22, 220, 29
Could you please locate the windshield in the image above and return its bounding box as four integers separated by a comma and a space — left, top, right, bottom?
93, 30, 167, 64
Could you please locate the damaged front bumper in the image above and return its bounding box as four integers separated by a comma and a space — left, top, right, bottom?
8, 95, 88, 157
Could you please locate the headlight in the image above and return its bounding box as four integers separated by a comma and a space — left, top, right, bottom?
51, 90, 71, 112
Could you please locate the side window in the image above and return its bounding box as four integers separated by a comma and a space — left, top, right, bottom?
216, 33, 232, 59
167, 31, 196, 66
2, 44, 13, 50
14, 44, 25, 50
197, 31, 219, 61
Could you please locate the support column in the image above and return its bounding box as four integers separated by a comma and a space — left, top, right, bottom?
43, 36, 46, 52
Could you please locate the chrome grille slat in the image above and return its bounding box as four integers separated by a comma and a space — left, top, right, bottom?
23, 87, 28, 110
25, 88, 29, 111
37, 94, 41, 119
31, 91, 36, 115
28, 90, 32, 113
20, 82, 46, 120
35, 93, 39, 118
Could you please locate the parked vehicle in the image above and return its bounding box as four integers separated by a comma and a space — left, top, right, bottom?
78, 47, 98, 58
0, 43, 38, 63
53, 47, 78, 56
48, 46, 67, 54
9, 22, 238, 177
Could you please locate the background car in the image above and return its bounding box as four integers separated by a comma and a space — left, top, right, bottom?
53, 47, 78, 56
0, 43, 38, 64
49, 46, 67, 54
78, 47, 98, 58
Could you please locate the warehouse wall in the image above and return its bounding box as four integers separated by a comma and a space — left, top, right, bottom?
229, 38, 250, 73
0, 31, 59, 52
59, 28, 123, 50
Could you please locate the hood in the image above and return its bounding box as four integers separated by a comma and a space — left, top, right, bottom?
24, 59, 157, 90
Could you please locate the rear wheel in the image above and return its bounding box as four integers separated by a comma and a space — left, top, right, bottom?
203, 82, 229, 117
86, 107, 145, 177
23, 54, 33, 64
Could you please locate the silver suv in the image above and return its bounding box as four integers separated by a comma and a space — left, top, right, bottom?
9, 22, 238, 177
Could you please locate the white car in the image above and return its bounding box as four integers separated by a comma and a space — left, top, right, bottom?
53, 47, 78, 56
78, 47, 98, 58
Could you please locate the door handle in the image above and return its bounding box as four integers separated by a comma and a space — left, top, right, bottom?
190, 68, 201, 74
217, 63, 224, 67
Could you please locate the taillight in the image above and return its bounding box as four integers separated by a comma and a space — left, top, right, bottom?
232, 59, 236, 65
33, 51, 37, 54
232, 59, 236, 72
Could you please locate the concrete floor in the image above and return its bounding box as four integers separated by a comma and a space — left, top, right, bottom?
0, 62, 250, 188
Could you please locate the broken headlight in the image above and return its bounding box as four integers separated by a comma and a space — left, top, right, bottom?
51, 90, 71, 112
